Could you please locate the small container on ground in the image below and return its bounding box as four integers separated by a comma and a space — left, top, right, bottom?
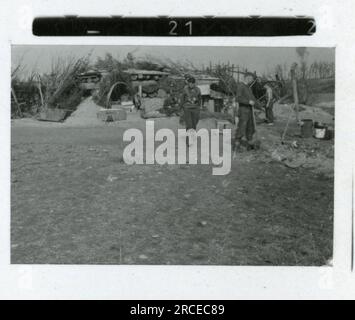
300, 119, 313, 138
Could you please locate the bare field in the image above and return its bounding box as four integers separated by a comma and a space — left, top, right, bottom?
11, 122, 333, 265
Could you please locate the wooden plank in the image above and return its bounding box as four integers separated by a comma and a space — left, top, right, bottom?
290, 67, 299, 122
11, 87, 23, 117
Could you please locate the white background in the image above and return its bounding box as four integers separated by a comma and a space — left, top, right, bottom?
0, 0, 354, 299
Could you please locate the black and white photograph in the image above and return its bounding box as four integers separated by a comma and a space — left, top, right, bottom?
11, 45, 335, 266
3, 0, 355, 301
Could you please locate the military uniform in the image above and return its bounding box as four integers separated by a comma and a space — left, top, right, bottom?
180, 85, 201, 130
235, 82, 257, 143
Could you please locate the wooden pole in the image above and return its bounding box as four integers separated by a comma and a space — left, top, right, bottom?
11, 86, 23, 117
291, 67, 299, 122
138, 84, 142, 98
36, 74, 44, 110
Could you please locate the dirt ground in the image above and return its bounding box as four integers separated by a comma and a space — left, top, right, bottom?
11, 104, 334, 266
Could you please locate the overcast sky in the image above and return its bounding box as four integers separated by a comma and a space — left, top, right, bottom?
12, 45, 335, 76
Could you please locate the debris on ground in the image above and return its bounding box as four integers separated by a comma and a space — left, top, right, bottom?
283, 153, 307, 168
244, 101, 335, 178
274, 103, 334, 124
107, 174, 118, 182
265, 138, 333, 177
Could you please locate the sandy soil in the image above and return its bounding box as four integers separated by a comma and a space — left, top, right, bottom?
64, 97, 104, 127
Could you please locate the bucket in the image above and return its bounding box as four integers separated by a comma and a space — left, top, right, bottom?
325, 128, 334, 140
300, 119, 313, 138
315, 127, 326, 139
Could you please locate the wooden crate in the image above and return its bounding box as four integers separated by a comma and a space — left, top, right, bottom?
38, 109, 68, 122
216, 119, 233, 130
97, 109, 127, 122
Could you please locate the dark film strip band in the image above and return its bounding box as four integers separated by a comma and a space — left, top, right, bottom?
33, 16, 316, 37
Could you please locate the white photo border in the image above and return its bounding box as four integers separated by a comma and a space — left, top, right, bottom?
0, 0, 354, 299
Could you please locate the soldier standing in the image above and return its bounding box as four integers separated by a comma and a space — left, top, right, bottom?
235, 73, 258, 151
180, 76, 201, 146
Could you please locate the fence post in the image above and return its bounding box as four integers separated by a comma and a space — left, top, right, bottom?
291, 66, 299, 122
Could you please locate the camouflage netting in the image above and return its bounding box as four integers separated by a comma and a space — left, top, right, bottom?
158, 77, 186, 96
93, 70, 133, 107
41, 56, 90, 111
11, 80, 41, 117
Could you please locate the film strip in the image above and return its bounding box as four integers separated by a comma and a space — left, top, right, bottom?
33, 16, 316, 36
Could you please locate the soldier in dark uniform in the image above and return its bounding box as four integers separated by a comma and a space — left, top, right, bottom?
235, 73, 258, 151
180, 76, 201, 145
